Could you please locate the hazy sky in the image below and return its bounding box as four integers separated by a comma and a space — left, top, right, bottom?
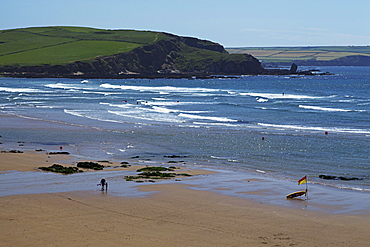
2, 0, 369, 47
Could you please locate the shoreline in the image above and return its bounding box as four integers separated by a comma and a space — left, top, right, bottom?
1, 145, 369, 246
1, 112, 369, 213
1, 148, 369, 214
2, 112, 369, 193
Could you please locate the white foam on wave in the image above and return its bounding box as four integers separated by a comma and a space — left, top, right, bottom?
257, 98, 269, 102
100, 83, 221, 93
64, 109, 125, 124
257, 123, 370, 134
144, 101, 214, 106
193, 122, 238, 127
210, 155, 227, 160
143, 105, 210, 115
241, 92, 323, 100
179, 113, 238, 122
0, 87, 43, 93
108, 110, 184, 123
45, 83, 79, 89
100, 102, 132, 109
299, 105, 359, 112
83, 91, 121, 96
101, 102, 208, 116
255, 106, 275, 110
36, 105, 55, 109
150, 106, 179, 114
64, 109, 91, 118
45, 83, 94, 91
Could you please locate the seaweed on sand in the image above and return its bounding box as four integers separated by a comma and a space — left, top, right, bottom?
125, 166, 191, 182
39, 164, 82, 174
137, 166, 174, 172
76, 161, 104, 170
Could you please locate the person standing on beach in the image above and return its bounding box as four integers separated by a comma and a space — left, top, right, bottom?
100, 178, 108, 191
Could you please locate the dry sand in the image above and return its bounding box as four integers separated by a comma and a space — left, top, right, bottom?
1, 152, 369, 247
0, 151, 72, 172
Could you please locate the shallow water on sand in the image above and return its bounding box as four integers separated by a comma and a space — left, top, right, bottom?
1, 167, 369, 214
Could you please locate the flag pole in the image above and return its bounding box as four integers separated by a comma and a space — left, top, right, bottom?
306, 175, 308, 200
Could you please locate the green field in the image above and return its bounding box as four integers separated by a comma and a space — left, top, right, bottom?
226, 46, 370, 63
0, 26, 168, 66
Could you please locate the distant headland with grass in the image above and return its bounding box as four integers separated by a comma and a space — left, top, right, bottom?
0, 26, 368, 79
227, 46, 370, 67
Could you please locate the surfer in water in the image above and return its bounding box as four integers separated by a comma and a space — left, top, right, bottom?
100, 178, 108, 191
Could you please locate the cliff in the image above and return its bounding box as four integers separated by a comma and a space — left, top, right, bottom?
0, 28, 263, 78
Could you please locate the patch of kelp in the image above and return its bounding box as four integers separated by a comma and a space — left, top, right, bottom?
39, 164, 83, 174
125, 166, 192, 182
76, 161, 104, 170
137, 166, 176, 172
39, 161, 107, 174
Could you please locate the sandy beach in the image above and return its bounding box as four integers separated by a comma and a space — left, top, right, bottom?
1, 151, 369, 247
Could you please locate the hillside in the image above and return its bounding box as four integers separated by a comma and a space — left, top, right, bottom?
227, 46, 370, 66
0, 26, 263, 78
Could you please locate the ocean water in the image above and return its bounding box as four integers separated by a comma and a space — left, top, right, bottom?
1, 66, 369, 192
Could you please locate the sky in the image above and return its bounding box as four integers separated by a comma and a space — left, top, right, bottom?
2, 0, 369, 47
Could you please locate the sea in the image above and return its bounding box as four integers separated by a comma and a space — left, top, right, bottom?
1, 66, 369, 194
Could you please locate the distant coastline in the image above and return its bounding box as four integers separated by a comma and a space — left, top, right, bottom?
227, 46, 370, 67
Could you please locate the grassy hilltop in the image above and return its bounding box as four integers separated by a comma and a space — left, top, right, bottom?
227, 46, 370, 65
0, 26, 263, 78
0, 26, 169, 66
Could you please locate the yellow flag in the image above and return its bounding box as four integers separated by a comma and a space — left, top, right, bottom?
298, 176, 307, 185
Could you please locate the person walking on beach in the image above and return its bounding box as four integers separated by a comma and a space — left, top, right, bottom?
100, 178, 108, 191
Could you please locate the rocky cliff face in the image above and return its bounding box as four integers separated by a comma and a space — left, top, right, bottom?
0, 34, 264, 78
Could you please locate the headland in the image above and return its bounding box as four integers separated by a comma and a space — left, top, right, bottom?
0, 26, 330, 79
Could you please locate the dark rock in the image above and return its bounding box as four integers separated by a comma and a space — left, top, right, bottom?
163, 155, 188, 158
319, 174, 338, 180
290, 63, 298, 73
1, 150, 23, 153
319, 174, 362, 180
338, 176, 360, 181
48, 151, 70, 155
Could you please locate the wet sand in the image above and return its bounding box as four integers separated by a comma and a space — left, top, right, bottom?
1, 151, 370, 246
